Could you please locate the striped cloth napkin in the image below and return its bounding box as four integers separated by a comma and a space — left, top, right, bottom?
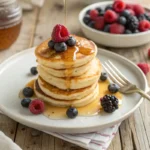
44, 123, 120, 150
0, 108, 120, 150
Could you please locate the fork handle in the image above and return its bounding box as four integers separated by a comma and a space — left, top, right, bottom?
137, 89, 150, 101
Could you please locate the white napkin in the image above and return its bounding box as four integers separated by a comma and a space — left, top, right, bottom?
0, 131, 22, 150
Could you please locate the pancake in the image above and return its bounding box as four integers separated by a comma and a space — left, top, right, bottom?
37, 58, 101, 90
38, 60, 91, 77
35, 35, 97, 69
38, 76, 97, 100
34, 80, 99, 107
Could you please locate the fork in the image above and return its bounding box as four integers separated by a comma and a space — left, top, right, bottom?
102, 60, 150, 101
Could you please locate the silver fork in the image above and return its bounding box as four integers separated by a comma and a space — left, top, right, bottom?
102, 60, 150, 101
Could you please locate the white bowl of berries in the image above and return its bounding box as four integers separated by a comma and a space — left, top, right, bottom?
79, 0, 150, 48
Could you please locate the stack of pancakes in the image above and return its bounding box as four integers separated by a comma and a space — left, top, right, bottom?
34, 35, 101, 107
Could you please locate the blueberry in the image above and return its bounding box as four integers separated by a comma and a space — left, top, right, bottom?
104, 24, 110, 32
30, 67, 38, 75
121, 10, 131, 18
96, 7, 103, 13
21, 98, 31, 108
118, 16, 127, 25
144, 13, 150, 21
86, 9, 90, 14
138, 14, 146, 21
83, 14, 91, 25
23, 87, 34, 97
124, 29, 132, 34
99, 10, 105, 16
105, 5, 113, 11
108, 83, 119, 93
66, 107, 78, 119
133, 29, 140, 33
87, 21, 95, 28
54, 42, 67, 52
66, 37, 76, 47
100, 72, 108, 81
48, 40, 55, 49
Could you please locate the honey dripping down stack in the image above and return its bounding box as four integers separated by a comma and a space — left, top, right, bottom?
34, 24, 101, 109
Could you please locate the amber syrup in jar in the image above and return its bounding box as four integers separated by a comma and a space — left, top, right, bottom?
0, 0, 22, 50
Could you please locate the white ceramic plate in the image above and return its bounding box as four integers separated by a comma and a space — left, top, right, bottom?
79, 1, 150, 47
0, 47, 148, 133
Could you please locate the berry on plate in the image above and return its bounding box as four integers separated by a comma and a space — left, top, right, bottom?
138, 20, 150, 32
23, 87, 34, 97
108, 83, 120, 93
66, 36, 76, 47
110, 23, 125, 34
113, 0, 126, 13
89, 9, 99, 20
137, 63, 150, 75
94, 16, 105, 30
52, 24, 70, 43
101, 95, 119, 113
66, 107, 78, 119
30, 67, 38, 75
104, 10, 118, 23
54, 42, 67, 52
21, 98, 31, 108
29, 99, 45, 115
100, 72, 108, 81
134, 4, 145, 16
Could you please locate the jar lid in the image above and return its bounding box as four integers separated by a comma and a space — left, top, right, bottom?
0, 0, 22, 28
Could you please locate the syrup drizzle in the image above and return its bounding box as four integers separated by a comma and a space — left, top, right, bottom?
21, 80, 122, 119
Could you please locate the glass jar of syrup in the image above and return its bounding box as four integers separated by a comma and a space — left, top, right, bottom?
0, 0, 22, 50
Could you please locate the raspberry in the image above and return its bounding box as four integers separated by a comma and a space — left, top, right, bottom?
89, 9, 99, 20
113, 0, 126, 13
127, 9, 135, 16
29, 99, 45, 115
52, 24, 70, 43
137, 63, 150, 75
138, 20, 150, 32
94, 16, 105, 30
126, 3, 134, 10
148, 49, 150, 58
104, 10, 118, 23
134, 4, 145, 16
110, 23, 125, 34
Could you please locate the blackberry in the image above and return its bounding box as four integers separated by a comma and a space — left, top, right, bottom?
126, 16, 139, 31
138, 14, 146, 21
101, 95, 119, 113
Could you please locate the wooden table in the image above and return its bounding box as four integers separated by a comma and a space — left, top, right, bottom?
0, 0, 150, 149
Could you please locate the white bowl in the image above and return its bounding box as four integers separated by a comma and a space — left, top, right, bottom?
79, 1, 150, 48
